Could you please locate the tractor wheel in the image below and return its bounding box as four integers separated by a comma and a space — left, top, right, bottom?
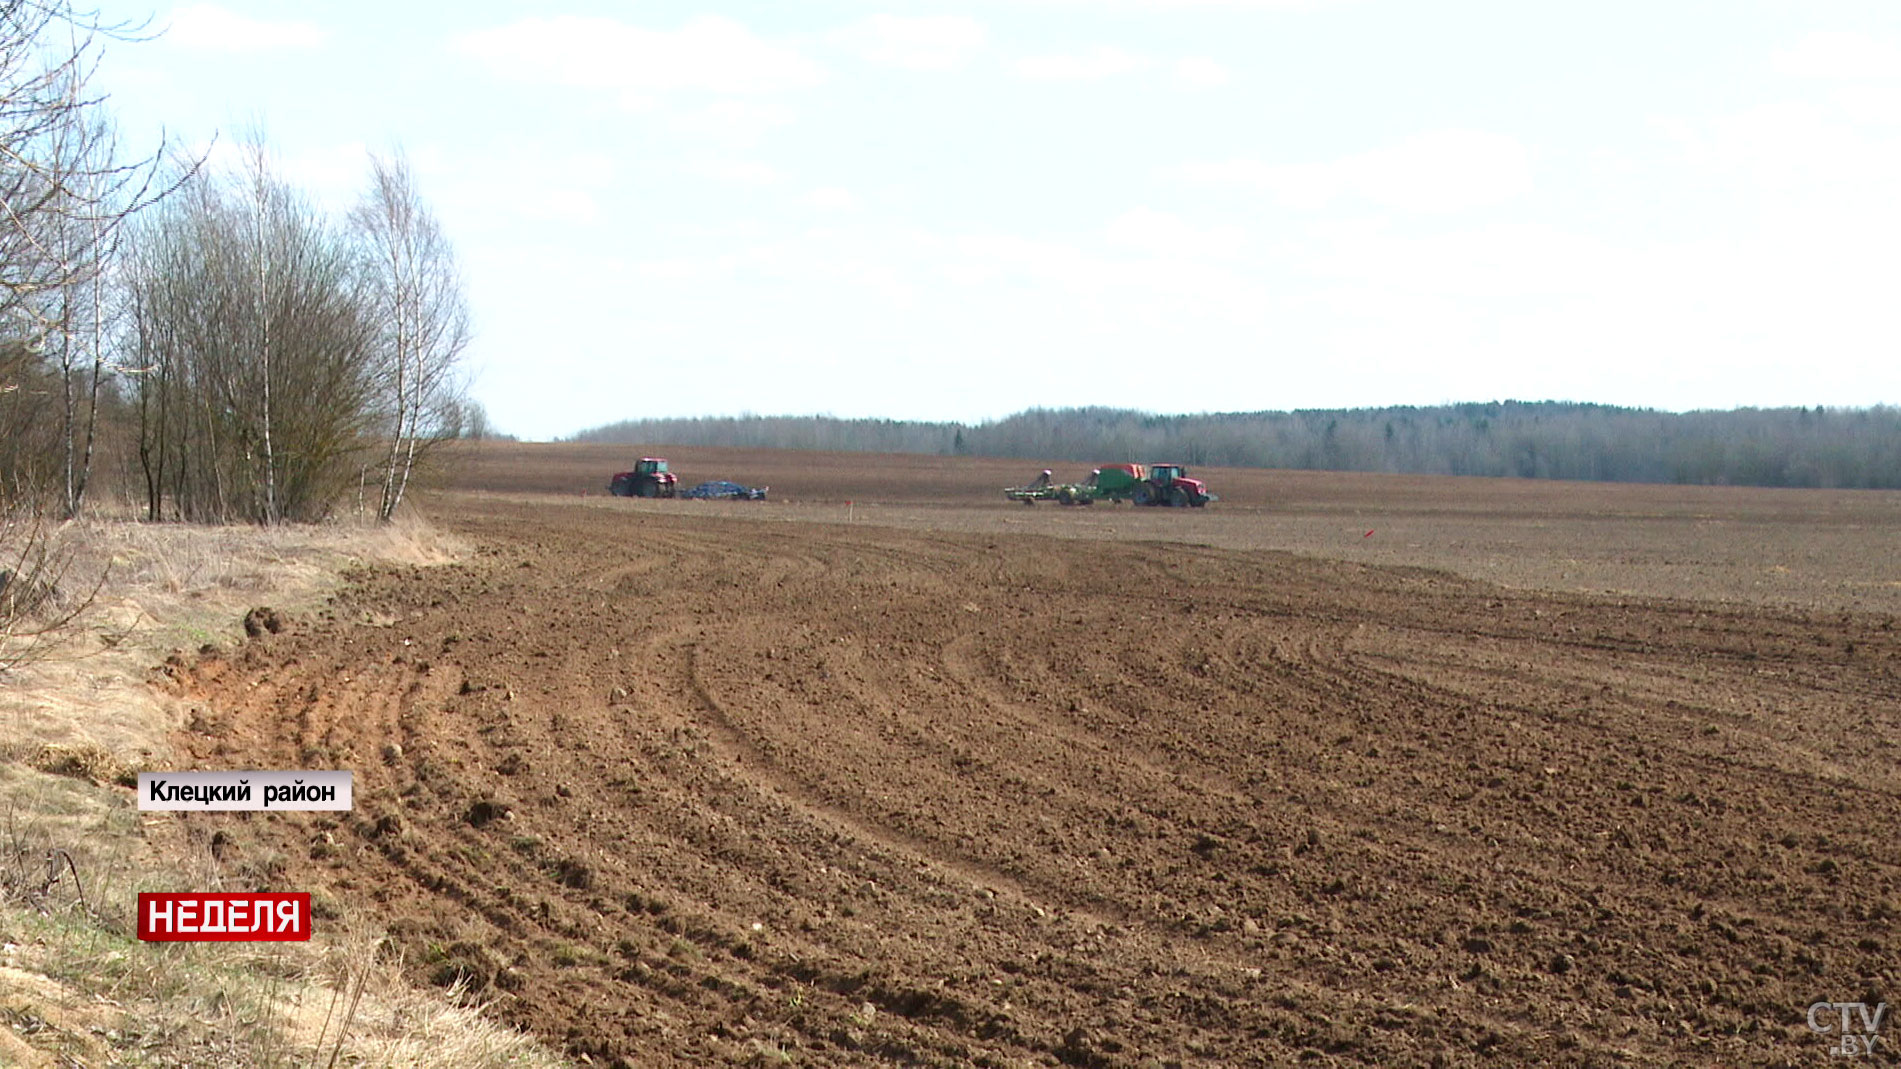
1190, 497, 1207, 508
609, 476, 631, 497
1133, 485, 1155, 506
1169, 486, 1190, 508
636, 479, 658, 498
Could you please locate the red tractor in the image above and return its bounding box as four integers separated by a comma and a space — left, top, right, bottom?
608, 457, 678, 498
1090, 463, 1214, 507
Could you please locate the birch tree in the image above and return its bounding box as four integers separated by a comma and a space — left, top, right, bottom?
351, 150, 469, 521
37, 97, 152, 519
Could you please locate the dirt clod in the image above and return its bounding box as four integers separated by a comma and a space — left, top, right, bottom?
241, 606, 288, 637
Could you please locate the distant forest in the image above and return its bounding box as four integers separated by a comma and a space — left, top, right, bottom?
571, 402, 1901, 489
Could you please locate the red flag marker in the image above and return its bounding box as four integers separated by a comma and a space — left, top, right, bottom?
1364, 530, 1375, 538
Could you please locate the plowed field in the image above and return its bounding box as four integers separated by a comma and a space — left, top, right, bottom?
162, 446, 1901, 1067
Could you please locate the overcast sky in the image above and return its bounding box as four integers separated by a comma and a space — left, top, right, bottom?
90, 1, 1901, 440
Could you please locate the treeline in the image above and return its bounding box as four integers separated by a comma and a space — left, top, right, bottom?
575, 414, 959, 455
573, 402, 1901, 489
0, 7, 481, 528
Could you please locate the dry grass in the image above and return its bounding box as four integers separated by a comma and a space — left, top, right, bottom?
0, 511, 569, 1068
0, 509, 108, 681
2, 509, 465, 764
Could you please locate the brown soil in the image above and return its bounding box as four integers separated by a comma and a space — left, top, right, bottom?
160, 447, 1901, 1066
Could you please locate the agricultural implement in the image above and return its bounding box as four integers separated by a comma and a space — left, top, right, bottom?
681, 480, 768, 501
1003, 463, 1216, 507
1004, 470, 1086, 506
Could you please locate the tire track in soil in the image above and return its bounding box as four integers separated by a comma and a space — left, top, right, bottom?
675, 636, 1128, 932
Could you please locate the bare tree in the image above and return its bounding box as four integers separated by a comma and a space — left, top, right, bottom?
127, 141, 378, 523
0, 6, 179, 518
36, 98, 149, 519
351, 150, 469, 521
0, 3, 185, 673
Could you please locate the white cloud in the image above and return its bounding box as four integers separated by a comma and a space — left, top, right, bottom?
453, 15, 824, 102
1351, 131, 1532, 212
166, 4, 326, 51
631, 231, 917, 308
494, 152, 615, 223
830, 15, 986, 71
807, 187, 859, 211
427, 148, 620, 229
1773, 31, 1901, 81
545, 151, 618, 190
1175, 56, 1231, 87
280, 141, 372, 206
513, 189, 602, 224
670, 219, 769, 241
1015, 49, 1231, 87
1171, 129, 1532, 214
924, 228, 1266, 325
1829, 85, 1901, 125
689, 159, 785, 186
669, 100, 796, 148
1667, 101, 1901, 193
1103, 207, 1243, 259
632, 253, 742, 283
193, 138, 365, 210
1015, 0, 1348, 6
1297, 219, 1634, 299
1016, 45, 1153, 81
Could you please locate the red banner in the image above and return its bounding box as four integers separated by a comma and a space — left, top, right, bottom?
136, 892, 312, 942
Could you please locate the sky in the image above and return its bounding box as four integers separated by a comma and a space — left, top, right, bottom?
85, 1, 1901, 441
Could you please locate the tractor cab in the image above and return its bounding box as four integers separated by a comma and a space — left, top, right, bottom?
1149, 464, 1185, 485
635, 458, 668, 477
